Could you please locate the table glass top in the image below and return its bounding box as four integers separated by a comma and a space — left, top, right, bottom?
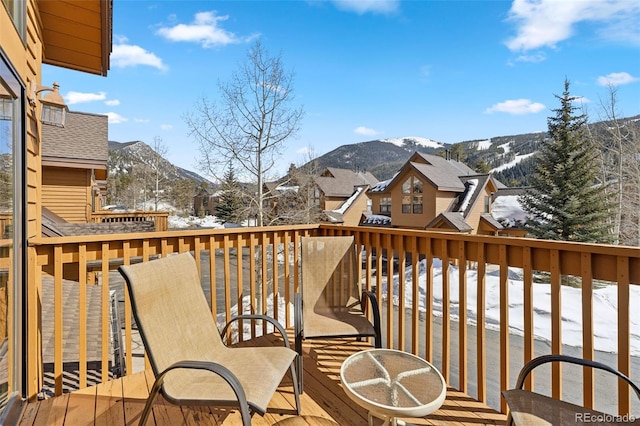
341, 349, 445, 410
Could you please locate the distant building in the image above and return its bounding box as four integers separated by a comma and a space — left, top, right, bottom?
42, 111, 109, 222
364, 151, 512, 235
264, 167, 378, 226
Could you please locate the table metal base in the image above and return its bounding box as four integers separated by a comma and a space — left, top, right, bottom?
368, 411, 408, 426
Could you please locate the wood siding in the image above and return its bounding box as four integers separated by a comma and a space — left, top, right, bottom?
42, 167, 91, 223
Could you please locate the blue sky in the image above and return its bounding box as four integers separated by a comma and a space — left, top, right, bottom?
43, 0, 640, 178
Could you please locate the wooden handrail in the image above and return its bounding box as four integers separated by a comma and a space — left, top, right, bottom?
20, 223, 639, 416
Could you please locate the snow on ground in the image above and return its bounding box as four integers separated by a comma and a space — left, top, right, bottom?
386, 259, 640, 356
169, 215, 225, 229
381, 136, 444, 149
499, 142, 512, 154
476, 139, 492, 150
491, 152, 536, 173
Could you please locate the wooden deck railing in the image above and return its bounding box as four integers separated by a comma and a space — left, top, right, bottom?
90, 211, 169, 232
24, 224, 640, 417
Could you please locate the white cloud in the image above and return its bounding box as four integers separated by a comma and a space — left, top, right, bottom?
354, 126, 381, 136
597, 72, 639, 87
105, 99, 120, 106
330, 0, 399, 14
105, 112, 128, 124
505, 0, 640, 51
134, 118, 150, 123
484, 99, 546, 115
111, 43, 167, 70
514, 52, 547, 63
160, 124, 173, 130
65, 91, 106, 105
156, 11, 252, 47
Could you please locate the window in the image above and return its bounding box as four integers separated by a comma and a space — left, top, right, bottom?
401, 176, 423, 214
484, 195, 490, 213
380, 197, 391, 213
0, 54, 25, 416
1, 0, 26, 41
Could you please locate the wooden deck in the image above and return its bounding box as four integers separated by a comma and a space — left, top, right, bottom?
17, 333, 507, 425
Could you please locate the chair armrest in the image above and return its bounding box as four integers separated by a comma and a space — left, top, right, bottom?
151, 360, 251, 421
221, 314, 291, 349
514, 354, 640, 401
361, 290, 382, 348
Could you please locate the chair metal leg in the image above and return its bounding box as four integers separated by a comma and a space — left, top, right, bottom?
296, 354, 304, 394
290, 362, 301, 415
139, 376, 164, 425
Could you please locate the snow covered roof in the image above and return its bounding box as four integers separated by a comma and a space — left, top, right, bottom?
491, 188, 528, 228
360, 213, 392, 227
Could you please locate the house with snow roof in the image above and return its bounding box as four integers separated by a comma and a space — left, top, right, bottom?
264, 166, 378, 226
363, 151, 509, 235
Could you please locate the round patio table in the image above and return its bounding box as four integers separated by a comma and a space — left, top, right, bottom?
340, 349, 446, 426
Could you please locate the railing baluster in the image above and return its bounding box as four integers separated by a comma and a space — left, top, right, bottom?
476, 241, 486, 403
441, 238, 451, 383
423, 236, 434, 364
523, 246, 534, 391
123, 240, 132, 375
249, 234, 257, 338
458, 240, 467, 394
581, 252, 594, 408
397, 234, 406, 351
100, 242, 110, 383
385, 233, 394, 349
78, 244, 87, 389
410, 235, 419, 356
499, 244, 509, 413
54, 245, 63, 395
550, 249, 562, 399
617, 256, 631, 415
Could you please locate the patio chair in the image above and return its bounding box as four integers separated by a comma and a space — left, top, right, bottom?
119, 252, 301, 426
294, 236, 381, 392
503, 354, 640, 426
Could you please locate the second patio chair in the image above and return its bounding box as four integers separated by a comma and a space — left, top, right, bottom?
294, 236, 381, 392
119, 252, 300, 426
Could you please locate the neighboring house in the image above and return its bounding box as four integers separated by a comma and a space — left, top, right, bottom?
365, 152, 506, 235
193, 187, 219, 216
265, 167, 378, 226
42, 111, 108, 223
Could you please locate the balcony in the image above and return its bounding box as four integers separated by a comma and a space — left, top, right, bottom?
12, 224, 640, 424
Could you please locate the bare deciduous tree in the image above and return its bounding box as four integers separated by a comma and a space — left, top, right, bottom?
592, 86, 640, 246
185, 40, 304, 226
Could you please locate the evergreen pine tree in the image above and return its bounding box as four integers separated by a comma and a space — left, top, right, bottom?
216, 165, 244, 224
519, 80, 612, 243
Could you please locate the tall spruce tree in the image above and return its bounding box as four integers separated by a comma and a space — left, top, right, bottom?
519, 80, 612, 243
216, 165, 244, 224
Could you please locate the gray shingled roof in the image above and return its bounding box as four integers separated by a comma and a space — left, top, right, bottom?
425, 212, 473, 232
315, 168, 378, 197
42, 111, 108, 166
480, 213, 504, 230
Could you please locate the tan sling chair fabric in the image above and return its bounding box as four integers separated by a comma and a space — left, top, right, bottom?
119, 252, 300, 425
294, 236, 381, 392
